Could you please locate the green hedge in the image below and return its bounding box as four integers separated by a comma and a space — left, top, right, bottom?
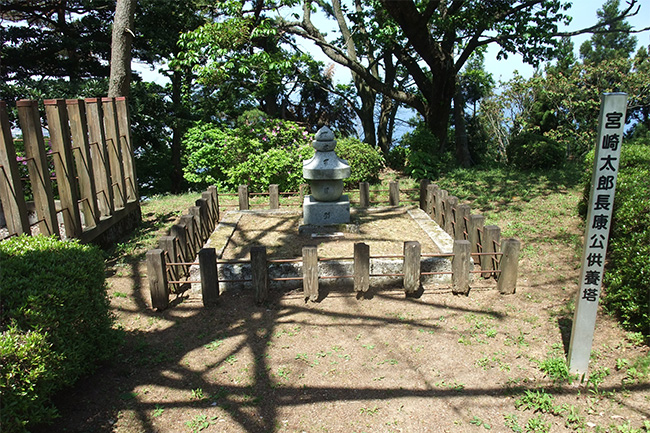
599, 143, 650, 335
335, 137, 385, 187
0, 236, 119, 432
507, 131, 565, 170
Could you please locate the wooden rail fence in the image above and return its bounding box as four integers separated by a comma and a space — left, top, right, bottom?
0, 98, 139, 244
147, 180, 521, 310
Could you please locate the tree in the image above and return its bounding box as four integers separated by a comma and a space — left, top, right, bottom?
108, 0, 137, 97
580, 0, 637, 64
285, 0, 646, 165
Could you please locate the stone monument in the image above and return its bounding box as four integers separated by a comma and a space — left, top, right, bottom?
302, 126, 351, 225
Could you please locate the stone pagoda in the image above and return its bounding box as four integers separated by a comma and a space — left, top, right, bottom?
302, 126, 351, 225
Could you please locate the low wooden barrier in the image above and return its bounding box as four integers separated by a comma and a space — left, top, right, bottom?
146, 180, 521, 310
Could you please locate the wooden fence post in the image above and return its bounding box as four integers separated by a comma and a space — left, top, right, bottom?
238, 184, 249, 210
468, 214, 485, 256
251, 246, 269, 303
115, 96, 138, 202
497, 239, 521, 294
403, 241, 421, 294
482, 225, 501, 278
425, 184, 437, 218
208, 185, 219, 224
180, 214, 197, 259
302, 246, 319, 302
189, 205, 206, 244
455, 204, 471, 241
101, 97, 126, 209
44, 99, 83, 238
452, 240, 471, 295
158, 235, 178, 282
201, 191, 215, 227
354, 242, 370, 293
435, 189, 448, 226
66, 99, 99, 228
419, 179, 430, 210
194, 198, 210, 240
359, 181, 370, 208
147, 249, 169, 310
170, 223, 188, 265
0, 101, 30, 235
269, 184, 279, 209
16, 100, 59, 238
199, 247, 219, 306
444, 195, 458, 236
389, 180, 399, 206
85, 98, 113, 217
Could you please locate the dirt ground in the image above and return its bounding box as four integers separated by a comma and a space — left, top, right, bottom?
37, 188, 649, 433
221, 207, 440, 260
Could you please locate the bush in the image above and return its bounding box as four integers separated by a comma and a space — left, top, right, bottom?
398, 123, 456, 180
386, 144, 409, 170
599, 143, 650, 335
507, 131, 565, 170
182, 115, 314, 192
0, 236, 119, 431
335, 137, 385, 187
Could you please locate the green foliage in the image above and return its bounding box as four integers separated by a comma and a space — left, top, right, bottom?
400, 124, 455, 180
182, 114, 314, 192
537, 357, 575, 385
507, 131, 565, 170
0, 236, 119, 431
335, 137, 385, 187
600, 142, 650, 335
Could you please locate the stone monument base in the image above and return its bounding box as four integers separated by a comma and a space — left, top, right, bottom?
302, 194, 350, 225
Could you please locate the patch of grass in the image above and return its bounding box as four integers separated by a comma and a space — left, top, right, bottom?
514, 389, 560, 415
537, 356, 575, 385
470, 415, 492, 429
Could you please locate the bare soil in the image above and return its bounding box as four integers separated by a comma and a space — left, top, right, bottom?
221, 207, 440, 260
37, 186, 650, 433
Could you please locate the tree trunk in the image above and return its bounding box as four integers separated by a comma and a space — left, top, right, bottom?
357, 82, 377, 147
108, 0, 136, 97
453, 78, 473, 167
377, 94, 395, 155
170, 70, 184, 193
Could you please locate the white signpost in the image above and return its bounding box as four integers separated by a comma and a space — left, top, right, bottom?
568, 93, 627, 376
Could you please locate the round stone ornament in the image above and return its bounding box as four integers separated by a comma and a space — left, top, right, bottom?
312, 126, 337, 152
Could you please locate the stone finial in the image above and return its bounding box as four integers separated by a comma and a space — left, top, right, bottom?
312, 126, 337, 152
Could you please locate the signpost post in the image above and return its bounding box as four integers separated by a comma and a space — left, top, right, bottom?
568, 93, 627, 376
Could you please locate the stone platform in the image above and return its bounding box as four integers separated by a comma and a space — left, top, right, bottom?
302, 194, 350, 225
189, 207, 456, 294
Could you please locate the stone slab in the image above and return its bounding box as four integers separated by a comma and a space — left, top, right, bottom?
303, 195, 350, 225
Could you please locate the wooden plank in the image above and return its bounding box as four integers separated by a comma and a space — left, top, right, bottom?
199, 247, 219, 306
189, 205, 206, 244
482, 225, 501, 278
158, 235, 178, 282
403, 241, 421, 294
389, 180, 399, 206
419, 179, 430, 210
251, 246, 269, 304
354, 242, 370, 293
455, 204, 471, 241
66, 99, 99, 228
238, 184, 249, 210
359, 181, 369, 208
468, 214, 485, 256
497, 238, 521, 294
115, 96, 138, 202
180, 214, 197, 259
101, 97, 126, 209
16, 100, 59, 237
85, 98, 113, 217
434, 189, 448, 226
0, 100, 30, 235
269, 184, 279, 209
444, 195, 458, 236
194, 198, 209, 242
170, 223, 188, 265
208, 185, 219, 224
425, 184, 438, 218
44, 99, 82, 238
452, 240, 471, 295
302, 246, 319, 302
147, 249, 169, 310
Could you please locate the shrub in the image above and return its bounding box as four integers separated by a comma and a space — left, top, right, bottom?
335, 137, 385, 187
0, 236, 119, 431
599, 142, 650, 335
386, 143, 409, 170
182, 115, 314, 192
507, 131, 565, 170
398, 123, 456, 180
